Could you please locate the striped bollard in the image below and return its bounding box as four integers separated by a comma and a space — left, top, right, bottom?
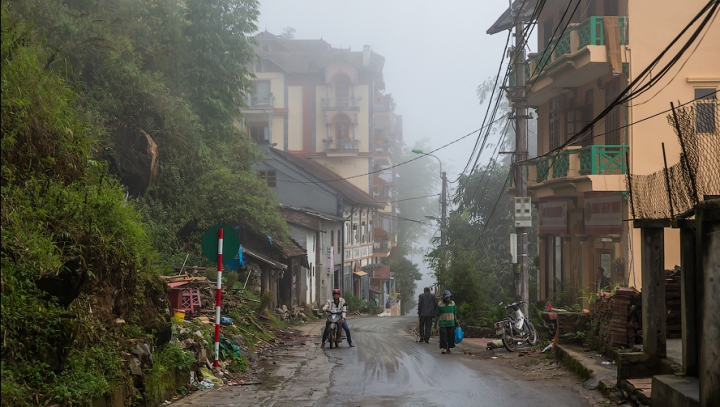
214, 228, 223, 368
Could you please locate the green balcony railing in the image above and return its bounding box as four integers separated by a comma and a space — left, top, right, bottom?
577, 16, 628, 50
578, 145, 628, 175
551, 150, 571, 178
555, 31, 572, 59
536, 157, 550, 182
529, 16, 628, 79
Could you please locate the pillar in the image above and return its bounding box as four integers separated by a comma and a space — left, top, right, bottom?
641, 225, 666, 358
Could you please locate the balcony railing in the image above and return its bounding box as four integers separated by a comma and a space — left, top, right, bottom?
324, 138, 360, 151
245, 95, 274, 108
322, 97, 360, 109
578, 145, 628, 175
528, 16, 628, 79
374, 238, 390, 252
526, 145, 628, 185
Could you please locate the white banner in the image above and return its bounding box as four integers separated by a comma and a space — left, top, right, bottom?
327, 246, 334, 274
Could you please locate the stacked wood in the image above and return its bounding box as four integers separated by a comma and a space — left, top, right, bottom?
590, 287, 642, 348
665, 267, 682, 339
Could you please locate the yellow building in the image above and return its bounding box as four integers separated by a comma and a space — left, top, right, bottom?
491, 0, 719, 303
239, 32, 402, 302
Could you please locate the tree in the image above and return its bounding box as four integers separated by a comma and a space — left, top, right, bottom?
280, 26, 296, 39
6, 0, 289, 267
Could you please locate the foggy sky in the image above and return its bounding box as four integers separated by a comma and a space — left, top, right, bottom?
257, 1, 526, 302
257, 0, 522, 179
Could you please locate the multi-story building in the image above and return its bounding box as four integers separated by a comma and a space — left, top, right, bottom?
489, 0, 719, 302
240, 32, 402, 303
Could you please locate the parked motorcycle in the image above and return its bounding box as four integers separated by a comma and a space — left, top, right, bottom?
325, 305, 346, 349
493, 301, 539, 352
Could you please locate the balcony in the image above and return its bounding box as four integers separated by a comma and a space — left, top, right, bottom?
322, 97, 360, 110
244, 95, 275, 109
373, 238, 390, 252
524, 16, 628, 105
323, 138, 360, 152
525, 145, 628, 189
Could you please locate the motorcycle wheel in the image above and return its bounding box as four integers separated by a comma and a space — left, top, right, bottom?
329, 330, 335, 349
502, 327, 516, 352
526, 321, 539, 346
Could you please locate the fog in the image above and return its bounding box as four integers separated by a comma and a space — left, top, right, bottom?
257, 0, 525, 302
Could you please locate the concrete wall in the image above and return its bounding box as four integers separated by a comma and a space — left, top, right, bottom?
288, 86, 303, 151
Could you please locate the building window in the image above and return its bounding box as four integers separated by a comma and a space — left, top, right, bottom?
254, 81, 270, 97
549, 111, 561, 150
249, 126, 269, 142
361, 221, 366, 243
330, 231, 334, 250
255, 61, 262, 72
334, 115, 351, 140
695, 88, 717, 133
352, 223, 358, 245
257, 170, 276, 187
337, 229, 341, 252
344, 224, 349, 246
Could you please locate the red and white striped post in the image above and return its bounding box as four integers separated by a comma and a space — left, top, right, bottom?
214, 228, 223, 368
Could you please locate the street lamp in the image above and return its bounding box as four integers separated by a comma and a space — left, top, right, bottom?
411, 149, 447, 248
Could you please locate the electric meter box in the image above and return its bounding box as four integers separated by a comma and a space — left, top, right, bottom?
514, 197, 532, 227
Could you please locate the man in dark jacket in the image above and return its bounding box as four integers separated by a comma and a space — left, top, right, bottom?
417, 287, 436, 343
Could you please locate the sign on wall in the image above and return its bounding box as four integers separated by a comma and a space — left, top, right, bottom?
584, 192, 623, 235
327, 246, 334, 274
538, 198, 568, 235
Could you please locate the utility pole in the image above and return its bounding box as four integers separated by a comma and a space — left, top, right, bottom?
514, 19, 529, 316
441, 171, 448, 248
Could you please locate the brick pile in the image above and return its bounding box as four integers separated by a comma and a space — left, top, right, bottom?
591, 287, 642, 348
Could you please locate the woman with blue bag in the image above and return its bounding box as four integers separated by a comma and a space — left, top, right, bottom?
436, 290, 460, 354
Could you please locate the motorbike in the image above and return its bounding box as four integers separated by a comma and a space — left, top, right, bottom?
325, 305, 346, 349
493, 301, 539, 352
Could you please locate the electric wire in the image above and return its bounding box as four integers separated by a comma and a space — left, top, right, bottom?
277, 115, 507, 185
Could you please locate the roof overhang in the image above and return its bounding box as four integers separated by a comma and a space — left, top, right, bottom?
243, 246, 287, 270
487, 0, 544, 35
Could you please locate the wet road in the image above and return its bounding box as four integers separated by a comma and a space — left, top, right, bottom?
172, 316, 596, 406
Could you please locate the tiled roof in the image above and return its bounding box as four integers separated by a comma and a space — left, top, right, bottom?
254, 31, 385, 74
269, 147, 382, 208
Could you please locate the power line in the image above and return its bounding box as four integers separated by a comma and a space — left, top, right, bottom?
523, 90, 718, 178
626, 5, 719, 107
391, 194, 440, 203
459, 0, 543, 181
527, 0, 582, 92
475, 170, 512, 243
460, 28, 513, 176
277, 115, 507, 185
519, 0, 719, 166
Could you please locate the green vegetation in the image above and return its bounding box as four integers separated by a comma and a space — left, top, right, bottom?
423, 159, 541, 326
0, 0, 292, 404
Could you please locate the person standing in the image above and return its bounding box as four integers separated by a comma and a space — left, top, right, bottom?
417, 287, 436, 343
436, 290, 459, 354
596, 267, 611, 292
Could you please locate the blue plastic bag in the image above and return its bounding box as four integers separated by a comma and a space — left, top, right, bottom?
454, 326, 464, 344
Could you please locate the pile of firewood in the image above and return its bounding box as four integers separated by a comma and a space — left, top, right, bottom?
591, 287, 642, 347
665, 267, 682, 339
